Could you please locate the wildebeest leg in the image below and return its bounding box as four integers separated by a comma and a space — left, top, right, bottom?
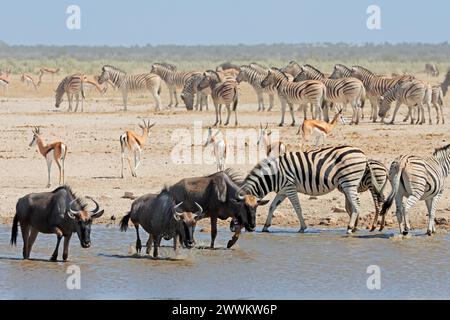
173, 235, 178, 252
62, 234, 72, 261
27, 227, 39, 258
210, 216, 218, 249
263, 192, 287, 232
226, 225, 242, 249
20, 223, 30, 259
153, 235, 162, 258
145, 234, 153, 255
51, 234, 63, 261
134, 225, 142, 253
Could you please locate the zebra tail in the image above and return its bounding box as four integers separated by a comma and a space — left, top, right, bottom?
232, 90, 239, 111
158, 84, 162, 96
81, 81, 86, 100
360, 87, 366, 109
379, 159, 405, 216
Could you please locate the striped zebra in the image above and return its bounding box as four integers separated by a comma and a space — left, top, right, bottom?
425, 63, 439, 77
441, 70, 450, 96
345, 65, 415, 122
180, 73, 210, 111
294, 64, 366, 125
261, 68, 326, 126
197, 70, 239, 126
236, 65, 275, 111
431, 85, 445, 124
238, 146, 383, 233
150, 63, 200, 108
378, 79, 432, 125
55, 74, 85, 112
97, 65, 162, 111
380, 144, 450, 236
361, 160, 390, 231
282, 61, 303, 78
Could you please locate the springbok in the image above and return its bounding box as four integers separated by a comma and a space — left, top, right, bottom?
297, 108, 345, 149
204, 127, 227, 172
29, 127, 67, 188
38, 67, 60, 85
120, 120, 155, 178
257, 123, 287, 157
21, 73, 38, 90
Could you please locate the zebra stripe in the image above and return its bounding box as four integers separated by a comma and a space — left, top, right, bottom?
151, 63, 200, 107
180, 73, 210, 111
240, 145, 381, 233
380, 144, 450, 235
198, 70, 239, 126
378, 79, 431, 124
236, 65, 275, 111
261, 67, 326, 126
294, 64, 366, 125
98, 65, 162, 111
55, 74, 85, 112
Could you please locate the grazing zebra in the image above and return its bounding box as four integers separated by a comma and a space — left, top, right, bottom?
150, 63, 200, 108
55, 74, 85, 112
238, 146, 382, 234
97, 65, 162, 111
180, 73, 210, 111
20, 73, 38, 90
346, 65, 415, 122
236, 65, 275, 111
431, 85, 445, 124
380, 144, 450, 236
441, 70, 450, 96
361, 160, 390, 232
378, 79, 432, 125
294, 64, 366, 124
261, 68, 326, 126
197, 70, 239, 126
425, 63, 439, 77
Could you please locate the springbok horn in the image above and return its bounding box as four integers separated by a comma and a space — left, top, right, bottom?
194, 202, 203, 215
173, 202, 183, 212
69, 199, 80, 217
260, 122, 262, 129
86, 196, 100, 214
265, 123, 268, 129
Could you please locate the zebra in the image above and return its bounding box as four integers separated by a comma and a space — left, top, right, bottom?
180, 73, 210, 111
97, 65, 162, 111
361, 160, 390, 231
378, 79, 432, 125
294, 64, 366, 125
261, 67, 326, 126
150, 63, 200, 108
346, 65, 415, 122
441, 70, 450, 96
54, 74, 85, 112
380, 144, 450, 236
431, 85, 445, 124
197, 70, 239, 126
425, 63, 439, 77
236, 65, 275, 112
238, 146, 383, 234
282, 61, 303, 78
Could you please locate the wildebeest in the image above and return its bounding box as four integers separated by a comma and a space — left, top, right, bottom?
10, 185, 104, 261
168, 169, 269, 249
120, 188, 203, 258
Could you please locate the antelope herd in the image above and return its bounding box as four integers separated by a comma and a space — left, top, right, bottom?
3, 60, 450, 261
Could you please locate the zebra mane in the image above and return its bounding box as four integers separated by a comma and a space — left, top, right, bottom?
433, 144, 450, 156
351, 65, 374, 75
103, 65, 126, 74
335, 63, 350, 70
223, 168, 243, 186
270, 67, 289, 80
249, 62, 268, 72
205, 69, 221, 82
301, 64, 325, 78
154, 62, 177, 71
288, 60, 300, 67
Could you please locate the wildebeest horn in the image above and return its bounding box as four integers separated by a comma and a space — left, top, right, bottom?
68, 199, 80, 219
194, 202, 203, 215
86, 196, 100, 215
174, 202, 183, 212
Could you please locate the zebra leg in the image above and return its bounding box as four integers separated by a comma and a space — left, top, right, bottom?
322, 103, 330, 123
151, 87, 162, 111
122, 90, 128, 111
224, 104, 231, 126
288, 103, 296, 126
389, 101, 402, 124
279, 99, 287, 126
213, 103, 219, 126
262, 192, 287, 232
439, 104, 445, 124
343, 189, 361, 234
425, 193, 442, 236
285, 188, 307, 232
402, 194, 421, 235
173, 88, 179, 108
427, 103, 432, 124
167, 85, 174, 107
267, 94, 274, 111
403, 106, 412, 123
369, 97, 378, 122
433, 103, 439, 124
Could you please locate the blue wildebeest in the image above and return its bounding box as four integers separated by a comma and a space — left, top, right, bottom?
10, 185, 104, 261
120, 188, 203, 258
168, 169, 269, 249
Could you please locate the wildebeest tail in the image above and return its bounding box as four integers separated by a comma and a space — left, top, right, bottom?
10, 214, 18, 246
119, 212, 131, 232
380, 158, 406, 216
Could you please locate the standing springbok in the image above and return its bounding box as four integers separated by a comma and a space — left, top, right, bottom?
29, 127, 67, 188
204, 127, 227, 172
297, 108, 345, 149
120, 120, 155, 178
38, 67, 60, 85
257, 123, 287, 157
21, 73, 38, 90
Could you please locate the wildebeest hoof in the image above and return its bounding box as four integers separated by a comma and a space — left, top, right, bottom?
299, 228, 307, 233
226, 241, 234, 249
63, 255, 68, 261
262, 226, 270, 232
50, 255, 57, 262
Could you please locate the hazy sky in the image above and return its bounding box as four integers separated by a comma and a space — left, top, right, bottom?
1, 0, 448, 46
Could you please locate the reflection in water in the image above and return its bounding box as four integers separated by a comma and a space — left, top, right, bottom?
0, 225, 449, 299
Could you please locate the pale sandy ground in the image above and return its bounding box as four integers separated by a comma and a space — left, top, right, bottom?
1, 80, 450, 233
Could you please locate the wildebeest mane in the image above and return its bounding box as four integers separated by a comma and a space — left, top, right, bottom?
50, 185, 87, 210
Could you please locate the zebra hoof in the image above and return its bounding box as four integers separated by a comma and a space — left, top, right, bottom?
402, 230, 409, 236
298, 228, 306, 233
426, 230, 432, 236
346, 227, 353, 234
262, 227, 270, 233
